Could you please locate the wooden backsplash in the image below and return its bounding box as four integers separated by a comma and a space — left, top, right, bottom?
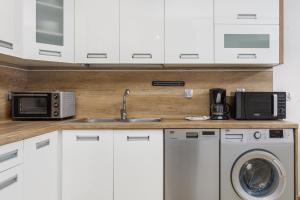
24, 70, 273, 119
0, 66, 27, 120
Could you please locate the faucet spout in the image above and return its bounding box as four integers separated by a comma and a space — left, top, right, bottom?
120, 89, 130, 120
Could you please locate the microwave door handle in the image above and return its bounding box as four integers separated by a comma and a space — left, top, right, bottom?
273, 94, 278, 117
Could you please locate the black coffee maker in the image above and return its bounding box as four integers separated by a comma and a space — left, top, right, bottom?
209, 88, 230, 120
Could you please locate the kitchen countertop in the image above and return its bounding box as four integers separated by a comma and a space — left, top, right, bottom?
0, 119, 298, 146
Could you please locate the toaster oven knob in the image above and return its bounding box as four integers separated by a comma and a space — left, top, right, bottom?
54, 111, 59, 117
254, 131, 262, 139
53, 94, 59, 99
54, 103, 59, 108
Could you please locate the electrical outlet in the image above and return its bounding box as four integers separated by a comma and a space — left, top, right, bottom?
184, 89, 193, 99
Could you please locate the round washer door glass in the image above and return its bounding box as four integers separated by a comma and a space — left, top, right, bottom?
232, 150, 287, 200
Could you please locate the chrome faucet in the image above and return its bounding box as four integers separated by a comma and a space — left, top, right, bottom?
120, 89, 130, 120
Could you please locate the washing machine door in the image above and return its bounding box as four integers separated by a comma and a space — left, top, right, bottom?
231, 150, 287, 200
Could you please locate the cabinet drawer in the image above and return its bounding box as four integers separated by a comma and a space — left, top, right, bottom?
215, 0, 279, 24
215, 25, 279, 64
0, 165, 23, 200
0, 141, 23, 173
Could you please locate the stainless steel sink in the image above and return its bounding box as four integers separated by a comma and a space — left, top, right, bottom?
116, 118, 161, 123
70, 118, 161, 123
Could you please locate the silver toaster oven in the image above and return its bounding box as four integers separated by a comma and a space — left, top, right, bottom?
11, 91, 75, 120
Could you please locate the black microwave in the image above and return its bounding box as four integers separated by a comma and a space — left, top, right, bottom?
235, 92, 286, 120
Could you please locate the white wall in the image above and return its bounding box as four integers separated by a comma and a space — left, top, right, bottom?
273, 0, 300, 193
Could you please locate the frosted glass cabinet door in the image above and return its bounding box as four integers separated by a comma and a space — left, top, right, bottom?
215, 0, 279, 24
75, 0, 119, 64
120, 0, 164, 64
0, 0, 16, 56
165, 0, 213, 64
22, 0, 74, 62
215, 25, 279, 64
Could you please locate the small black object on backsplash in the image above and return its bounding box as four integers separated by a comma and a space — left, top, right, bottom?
152, 81, 185, 87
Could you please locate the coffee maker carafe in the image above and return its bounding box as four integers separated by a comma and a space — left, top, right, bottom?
210, 88, 230, 120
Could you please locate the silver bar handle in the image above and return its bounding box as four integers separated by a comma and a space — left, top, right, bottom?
39, 50, 62, 57
237, 54, 257, 59
132, 53, 152, 59
179, 54, 199, 59
127, 136, 150, 141
0, 175, 18, 191
36, 139, 50, 150
76, 136, 100, 142
0, 40, 13, 50
87, 53, 108, 59
237, 14, 257, 19
0, 150, 18, 164
273, 94, 278, 117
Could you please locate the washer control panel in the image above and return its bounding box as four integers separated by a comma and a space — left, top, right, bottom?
221, 129, 294, 143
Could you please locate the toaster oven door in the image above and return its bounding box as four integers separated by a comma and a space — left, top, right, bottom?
244, 93, 273, 119
12, 94, 52, 119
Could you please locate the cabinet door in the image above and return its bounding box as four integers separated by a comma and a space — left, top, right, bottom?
0, 165, 23, 200
24, 132, 59, 200
215, 25, 279, 64
215, 0, 279, 24
75, 0, 119, 64
165, 0, 213, 64
114, 130, 163, 200
0, 0, 16, 56
120, 0, 164, 64
22, 0, 74, 62
62, 130, 113, 200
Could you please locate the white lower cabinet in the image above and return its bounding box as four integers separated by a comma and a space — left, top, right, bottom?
62, 130, 114, 200
24, 131, 59, 200
0, 141, 23, 200
114, 130, 164, 200
0, 165, 23, 200
62, 129, 163, 200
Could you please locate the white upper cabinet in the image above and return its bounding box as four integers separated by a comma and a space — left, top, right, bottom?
0, 0, 16, 56
23, 132, 59, 200
165, 0, 213, 64
215, 0, 279, 25
62, 130, 113, 200
120, 0, 164, 64
75, 0, 119, 64
21, 0, 74, 62
114, 130, 163, 200
215, 25, 279, 64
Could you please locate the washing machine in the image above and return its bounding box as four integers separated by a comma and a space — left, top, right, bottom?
221, 129, 294, 200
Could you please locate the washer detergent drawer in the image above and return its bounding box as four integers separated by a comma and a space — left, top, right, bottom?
164, 129, 219, 200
